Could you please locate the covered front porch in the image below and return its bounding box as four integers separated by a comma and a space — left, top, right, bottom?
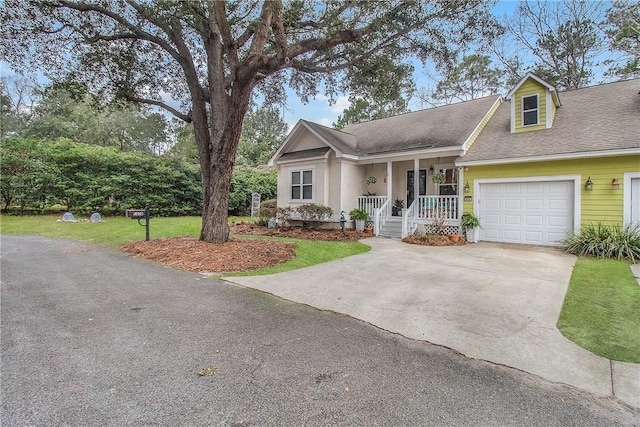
353, 157, 465, 238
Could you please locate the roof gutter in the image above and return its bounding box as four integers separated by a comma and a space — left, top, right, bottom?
457, 148, 640, 167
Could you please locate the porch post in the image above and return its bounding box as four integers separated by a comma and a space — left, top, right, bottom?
413, 158, 419, 207
457, 167, 464, 220
386, 161, 392, 213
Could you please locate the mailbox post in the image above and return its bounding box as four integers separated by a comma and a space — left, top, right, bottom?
126, 205, 151, 241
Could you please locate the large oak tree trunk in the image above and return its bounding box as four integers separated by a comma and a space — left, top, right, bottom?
195, 84, 253, 243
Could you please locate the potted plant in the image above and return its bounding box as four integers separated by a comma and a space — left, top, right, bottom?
461, 212, 482, 243
349, 208, 369, 231
432, 171, 445, 184
393, 198, 405, 216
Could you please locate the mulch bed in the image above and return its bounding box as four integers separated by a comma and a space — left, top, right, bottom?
402, 234, 467, 246
229, 222, 373, 242
120, 237, 297, 274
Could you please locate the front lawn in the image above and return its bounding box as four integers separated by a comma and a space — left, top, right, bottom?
557, 258, 640, 363
0, 214, 370, 276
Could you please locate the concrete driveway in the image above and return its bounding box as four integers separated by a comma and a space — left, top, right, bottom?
226, 238, 640, 408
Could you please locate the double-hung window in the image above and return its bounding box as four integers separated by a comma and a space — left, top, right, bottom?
522, 94, 539, 126
291, 170, 313, 201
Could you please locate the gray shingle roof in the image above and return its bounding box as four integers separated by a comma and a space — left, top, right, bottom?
461, 78, 640, 163
343, 95, 501, 156
301, 121, 357, 155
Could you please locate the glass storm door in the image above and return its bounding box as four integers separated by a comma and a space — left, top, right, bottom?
406, 169, 427, 206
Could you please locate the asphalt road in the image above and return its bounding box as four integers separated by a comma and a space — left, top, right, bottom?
1, 235, 638, 426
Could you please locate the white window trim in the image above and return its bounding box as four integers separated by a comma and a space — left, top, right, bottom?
521, 93, 539, 127
289, 167, 315, 203
623, 172, 640, 225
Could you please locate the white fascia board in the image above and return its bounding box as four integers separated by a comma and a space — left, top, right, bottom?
275, 153, 330, 166
462, 96, 503, 152
268, 120, 306, 166
457, 148, 640, 167
356, 147, 464, 164
269, 120, 344, 166
506, 72, 556, 100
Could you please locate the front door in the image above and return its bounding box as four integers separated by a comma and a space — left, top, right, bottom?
407, 169, 427, 206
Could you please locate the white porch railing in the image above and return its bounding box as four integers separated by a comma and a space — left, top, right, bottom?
374, 199, 390, 236
357, 196, 389, 219
416, 196, 458, 220
402, 199, 419, 238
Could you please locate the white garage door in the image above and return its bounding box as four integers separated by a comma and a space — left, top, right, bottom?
479, 181, 574, 246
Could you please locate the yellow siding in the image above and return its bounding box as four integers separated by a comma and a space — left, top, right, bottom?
514, 79, 547, 132
462, 155, 640, 225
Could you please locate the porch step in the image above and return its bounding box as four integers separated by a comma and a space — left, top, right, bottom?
378, 217, 403, 238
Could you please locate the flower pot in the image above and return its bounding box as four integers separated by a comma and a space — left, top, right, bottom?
364, 226, 373, 234
354, 219, 365, 231
448, 234, 460, 242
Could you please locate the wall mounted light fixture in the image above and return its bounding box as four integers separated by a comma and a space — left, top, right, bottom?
611, 178, 620, 190
585, 177, 593, 191
464, 181, 470, 193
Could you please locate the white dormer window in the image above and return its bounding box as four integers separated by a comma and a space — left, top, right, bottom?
522, 94, 539, 126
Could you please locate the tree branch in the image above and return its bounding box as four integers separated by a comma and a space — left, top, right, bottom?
126, 95, 191, 122
57, 0, 181, 61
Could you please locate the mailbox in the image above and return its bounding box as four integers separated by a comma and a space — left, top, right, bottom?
126, 209, 146, 219
125, 206, 151, 240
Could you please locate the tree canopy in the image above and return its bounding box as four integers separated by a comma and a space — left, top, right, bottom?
418, 53, 503, 106
1, 0, 500, 242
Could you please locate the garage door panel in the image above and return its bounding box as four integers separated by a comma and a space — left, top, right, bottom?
504, 199, 522, 210
548, 215, 569, 227
525, 215, 543, 226
479, 180, 574, 246
548, 231, 566, 242
525, 183, 544, 194
485, 199, 501, 209
525, 231, 544, 242
504, 230, 522, 241
549, 199, 568, 210
548, 182, 570, 193
525, 199, 543, 210
504, 215, 521, 225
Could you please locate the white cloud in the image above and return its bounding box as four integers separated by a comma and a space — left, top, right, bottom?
312, 93, 351, 114
317, 118, 333, 127
329, 96, 351, 113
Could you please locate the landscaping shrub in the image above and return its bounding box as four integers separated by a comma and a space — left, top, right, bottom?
561, 222, 640, 262
228, 166, 277, 215
1, 137, 202, 216
276, 206, 295, 227
257, 199, 277, 226
296, 203, 333, 229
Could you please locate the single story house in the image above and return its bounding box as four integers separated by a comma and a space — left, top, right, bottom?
269, 74, 640, 246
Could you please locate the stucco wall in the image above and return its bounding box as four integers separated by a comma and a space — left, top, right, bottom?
276, 159, 327, 208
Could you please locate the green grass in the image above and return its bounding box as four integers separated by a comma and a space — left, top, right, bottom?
557, 258, 640, 363
0, 214, 369, 276
227, 235, 370, 277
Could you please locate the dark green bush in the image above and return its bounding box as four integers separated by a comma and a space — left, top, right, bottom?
257, 199, 277, 226
228, 166, 277, 216
561, 222, 640, 263
1, 137, 202, 216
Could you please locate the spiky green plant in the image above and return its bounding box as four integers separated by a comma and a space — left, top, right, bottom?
561, 222, 640, 262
